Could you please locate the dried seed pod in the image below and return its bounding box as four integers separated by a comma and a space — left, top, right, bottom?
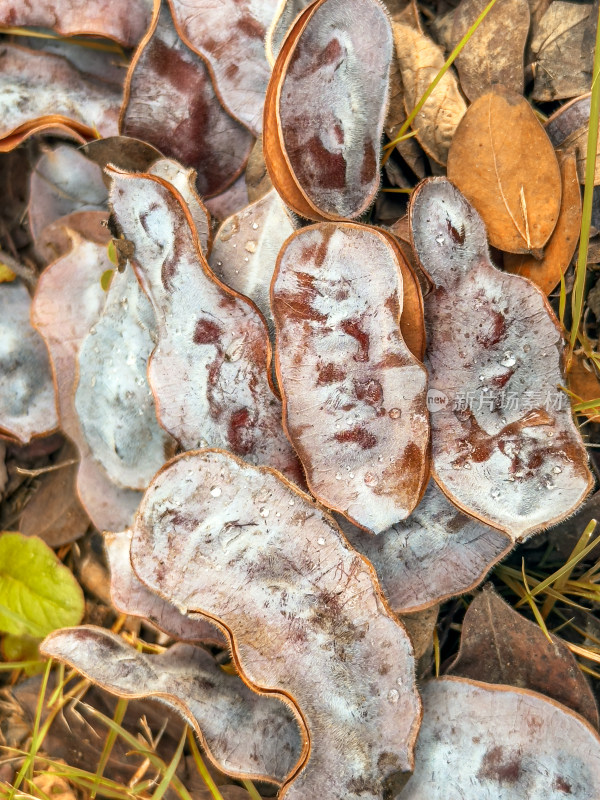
108, 167, 302, 484
42, 626, 303, 786
272, 223, 429, 533
131, 449, 421, 800
264, 0, 393, 220
410, 178, 592, 538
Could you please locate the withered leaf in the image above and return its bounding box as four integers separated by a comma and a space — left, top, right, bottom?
450, 0, 529, 101
0, 43, 121, 146
504, 151, 582, 294
393, 22, 467, 165
75, 263, 176, 491
447, 88, 561, 255
410, 178, 592, 538
567, 353, 600, 423
121, 0, 253, 198
546, 94, 600, 186
210, 188, 297, 334
31, 237, 141, 531
400, 677, 600, 799
272, 223, 429, 533
105, 529, 227, 647
0, 280, 58, 444
447, 584, 599, 728
338, 480, 511, 614
531, 1, 597, 102
42, 627, 302, 785
81, 136, 164, 187
108, 168, 302, 484
0, 0, 153, 46
244, 135, 273, 203
205, 174, 251, 222
36, 211, 110, 264
131, 449, 421, 800
264, 0, 393, 220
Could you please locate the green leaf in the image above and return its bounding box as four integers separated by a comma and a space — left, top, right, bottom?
0, 532, 84, 638
101, 268, 114, 291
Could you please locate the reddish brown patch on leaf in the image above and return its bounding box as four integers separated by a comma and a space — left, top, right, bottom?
477, 746, 522, 783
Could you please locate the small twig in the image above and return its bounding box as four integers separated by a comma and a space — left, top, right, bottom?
16, 459, 79, 477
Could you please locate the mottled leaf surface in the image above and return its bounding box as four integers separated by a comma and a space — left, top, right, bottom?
399, 677, 600, 799
75, 263, 175, 490
121, 0, 253, 198
0, 281, 58, 443
41, 626, 303, 785
410, 178, 592, 537
267, 0, 393, 219
31, 238, 141, 531
339, 481, 511, 614
109, 168, 302, 483
131, 449, 421, 800
447, 585, 599, 728
272, 223, 429, 533
105, 529, 227, 646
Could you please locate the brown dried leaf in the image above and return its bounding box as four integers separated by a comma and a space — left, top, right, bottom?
272, 223, 429, 533
42, 626, 303, 785
105, 529, 227, 646
504, 151, 582, 293
339, 480, 511, 614
264, 0, 393, 220
120, 0, 253, 198
567, 353, 600, 423
451, 0, 529, 101
131, 449, 421, 800
546, 94, 600, 186
245, 136, 273, 203
400, 677, 600, 799
393, 22, 467, 165
410, 178, 592, 538
108, 168, 302, 484
0, 43, 121, 145
31, 237, 141, 531
0, 0, 153, 45
447, 584, 599, 727
531, 1, 596, 102
447, 88, 561, 255
36, 211, 110, 264
0, 280, 58, 444
75, 263, 176, 491
205, 174, 251, 222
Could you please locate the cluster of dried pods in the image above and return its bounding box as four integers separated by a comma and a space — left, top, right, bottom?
1, 0, 600, 795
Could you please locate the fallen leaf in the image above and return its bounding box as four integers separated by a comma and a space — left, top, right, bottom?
450, 0, 529, 101
0, 531, 84, 638
531, 1, 597, 102
109, 167, 302, 484
447, 584, 599, 727
36, 210, 110, 264
210, 188, 297, 336
339, 480, 511, 614
447, 88, 561, 255
204, 173, 251, 222
131, 449, 421, 800
410, 178, 592, 538
245, 135, 273, 202
393, 22, 467, 164
19, 443, 89, 548
398, 604, 438, 665
42, 626, 303, 786
81, 135, 164, 186
546, 94, 600, 185
264, 0, 393, 220
75, 262, 176, 491
400, 677, 600, 799
0, 0, 153, 45
504, 151, 582, 294
272, 223, 429, 533
31, 236, 142, 532
121, 0, 253, 199
168, 0, 278, 135
105, 529, 227, 647
0, 280, 58, 444
567, 352, 600, 422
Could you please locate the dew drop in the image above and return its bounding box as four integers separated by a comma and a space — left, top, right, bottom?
388, 689, 400, 704
251, 222, 259, 230
553, 466, 562, 474
244, 256, 249, 262
478, 375, 484, 381
389, 408, 401, 419
335, 473, 342, 481
288, 499, 295, 506
435, 234, 444, 245
501, 351, 516, 367
216, 260, 222, 267
463, 462, 472, 470
317, 537, 325, 546
210, 486, 222, 497
259, 506, 270, 518
349, 472, 354, 479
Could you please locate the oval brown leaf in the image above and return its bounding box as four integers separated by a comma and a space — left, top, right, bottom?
131, 449, 421, 800
338, 480, 511, 614
410, 178, 592, 538
400, 677, 600, 799
447, 584, 599, 728
272, 223, 429, 533
41, 626, 303, 786
120, 0, 253, 198
447, 88, 561, 255
264, 0, 393, 220
504, 151, 582, 294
